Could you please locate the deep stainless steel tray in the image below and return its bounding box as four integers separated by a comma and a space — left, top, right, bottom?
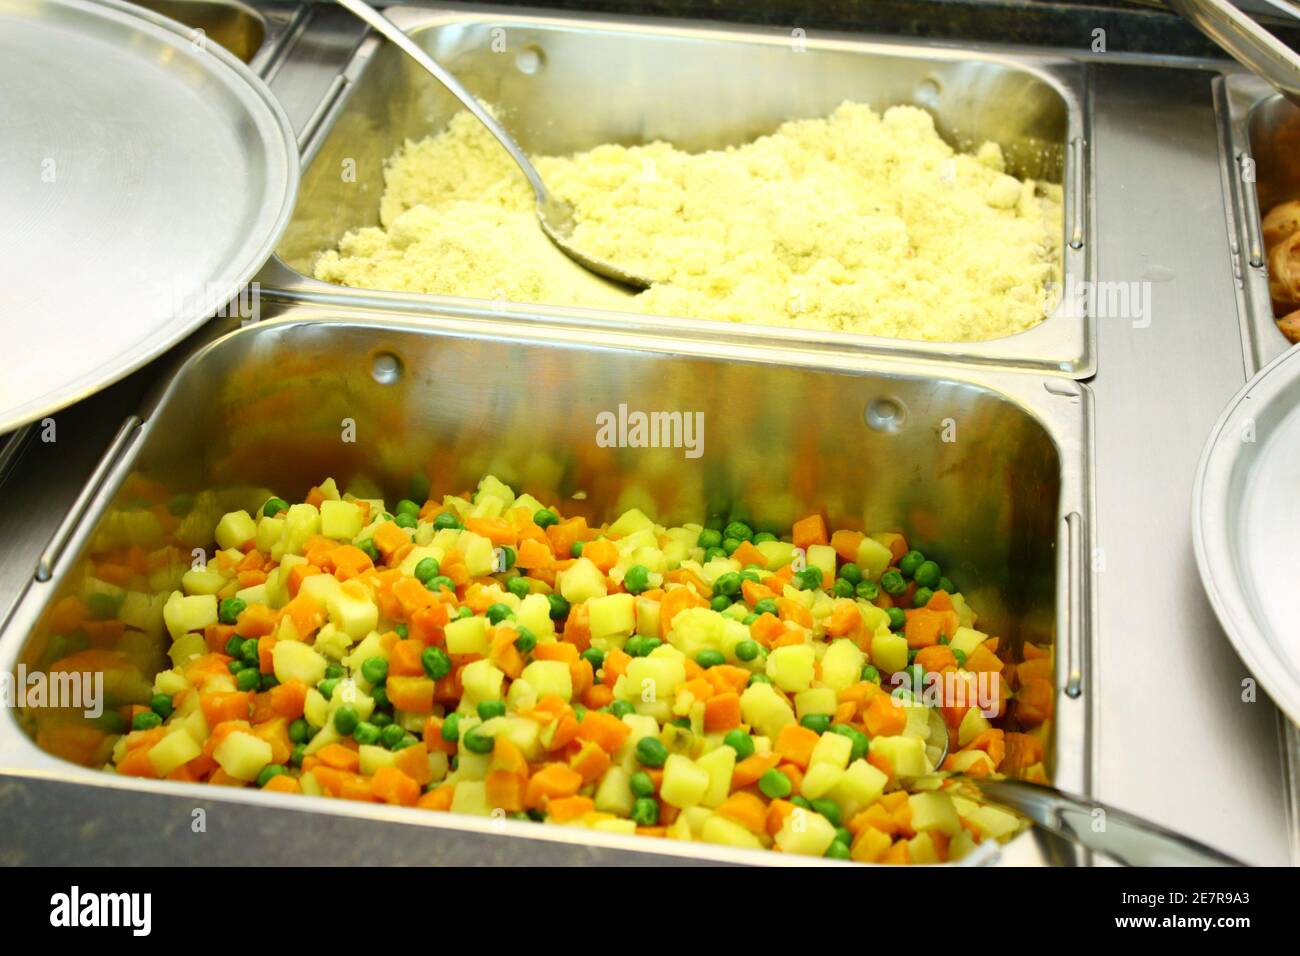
0, 301, 1094, 866
256, 5, 1094, 376
131, 0, 298, 69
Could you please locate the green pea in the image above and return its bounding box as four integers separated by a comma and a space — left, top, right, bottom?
219, 597, 246, 626
671, 716, 691, 729
748, 673, 772, 686
533, 508, 559, 529
289, 744, 306, 767
713, 572, 743, 597
800, 713, 831, 734
477, 700, 507, 721
640, 638, 662, 655
825, 841, 851, 860
703, 547, 727, 563
953, 649, 967, 668
696, 649, 726, 669
758, 768, 792, 799
855, 580, 880, 601
262, 497, 290, 518
722, 538, 741, 556
288, 718, 311, 743
887, 608, 907, 631
709, 594, 732, 613
413, 557, 440, 583
939, 576, 955, 594
881, 570, 907, 596
811, 798, 842, 827
426, 575, 455, 594
223, 634, 244, 657
256, 764, 287, 788
361, 657, 388, 685
742, 613, 758, 626
514, 627, 537, 654
440, 713, 461, 743
371, 711, 393, 728
753, 532, 777, 544
697, 528, 722, 550
227, 659, 246, 675
324, 663, 344, 681
333, 705, 359, 735
353, 721, 381, 746
506, 576, 531, 599
832, 579, 854, 598
131, 710, 162, 731
570, 541, 585, 558
573, 706, 588, 723
371, 686, 391, 711
457, 607, 473, 619
394, 624, 409, 640
899, 550, 925, 577
835, 826, 853, 846
610, 700, 634, 718
395, 499, 421, 519
422, 646, 451, 680
911, 587, 934, 609
722, 729, 754, 759
635, 736, 669, 768
357, 538, 380, 562
235, 667, 261, 692
631, 797, 659, 827
547, 593, 570, 619
486, 603, 514, 625
790, 796, 812, 811
463, 727, 494, 755
381, 722, 406, 749
830, 723, 870, 761
150, 693, 173, 720
433, 512, 461, 531
796, 568, 824, 591
623, 564, 651, 595
723, 521, 753, 542
753, 597, 778, 617
734, 639, 759, 662
914, 560, 941, 589
630, 770, 656, 798
580, 648, 605, 671
394, 513, 418, 530
260, 674, 279, 692
838, 562, 863, 585
498, 546, 516, 571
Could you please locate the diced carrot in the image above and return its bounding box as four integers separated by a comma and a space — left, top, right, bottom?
535, 642, 579, 665
546, 517, 590, 562
371, 520, 410, 562
269, 679, 307, 719
115, 746, 158, 779
874, 532, 908, 563
393, 577, 437, 617
824, 602, 862, 638
766, 798, 796, 836
204, 623, 236, 654
263, 774, 301, 794
749, 613, 785, 647
792, 514, 828, 549
417, 784, 455, 811
488, 627, 525, 679
776, 598, 813, 629
602, 648, 632, 687
705, 665, 751, 696
716, 791, 768, 834
389, 639, 426, 677
392, 741, 433, 787
286, 563, 321, 598
525, 763, 584, 808
903, 608, 946, 648
703, 692, 742, 732
252, 717, 292, 764
329, 544, 374, 581
741, 579, 777, 606
235, 603, 278, 638
731, 753, 780, 789
660, 586, 708, 632
1003, 731, 1046, 772
926, 590, 954, 612
200, 691, 252, 728
317, 743, 361, 772
830, 529, 864, 562
465, 516, 518, 547
386, 676, 435, 713
422, 716, 459, 755
1015, 677, 1054, 727
250, 691, 275, 725
570, 742, 611, 785
372, 766, 420, 806
774, 724, 820, 770
570, 657, 594, 699
281, 592, 325, 639
485, 770, 527, 812
964, 643, 1004, 674
548, 795, 594, 822
410, 603, 450, 645
916, 645, 957, 673
575, 710, 631, 753
516, 538, 554, 570
730, 540, 767, 569
562, 603, 591, 651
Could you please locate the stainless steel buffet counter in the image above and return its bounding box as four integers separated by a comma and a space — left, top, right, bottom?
0, 0, 1295, 865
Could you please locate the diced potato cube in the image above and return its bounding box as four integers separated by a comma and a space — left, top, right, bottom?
213, 730, 272, 781
514, 593, 555, 639
830, 758, 889, 809
820, 638, 865, 691
701, 814, 764, 849
320, 499, 365, 541
359, 744, 396, 776
215, 510, 258, 550
326, 587, 377, 640
809, 731, 853, 771
558, 557, 607, 604
622, 655, 685, 704
147, 729, 202, 777
588, 593, 636, 641
459, 531, 496, 577
949, 626, 988, 659
450, 780, 491, 816
794, 687, 838, 719
594, 767, 635, 817
167, 632, 208, 668
739, 681, 795, 741
800, 761, 845, 800
775, 806, 837, 856
868, 735, 929, 778
162, 591, 217, 640
181, 568, 227, 596
255, 515, 285, 553
520, 660, 572, 701
806, 544, 837, 583
908, 832, 940, 864
766, 644, 815, 693
668, 606, 725, 658
695, 743, 735, 808
445, 615, 489, 656
474, 475, 515, 507
755, 540, 796, 570
278, 503, 320, 557
855, 536, 892, 580
909, 792, 961, 837
608, 508, 655, 537
635, 598, 661, 638
460, 659, 505, 705
958, 707, 993, 747
967, 805, 1021, 840
273, 640, 328, 686
870, 631, 909, 675
660, 753, 711, 809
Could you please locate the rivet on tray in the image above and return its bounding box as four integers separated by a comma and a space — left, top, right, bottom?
515, 44, 545, 75
865, 397, 906, 432
371, 351, 403, 385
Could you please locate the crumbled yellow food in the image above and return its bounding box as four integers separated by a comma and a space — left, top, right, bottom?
314, 102, 1063, 342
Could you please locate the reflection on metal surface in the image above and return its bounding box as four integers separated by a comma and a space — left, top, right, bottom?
262, 6, 1093, 374
132, 0, 266, 62
0, 306, 1092, 866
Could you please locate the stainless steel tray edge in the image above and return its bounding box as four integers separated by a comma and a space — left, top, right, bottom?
0, 303, 1095, 866
254, 4, 1095, 377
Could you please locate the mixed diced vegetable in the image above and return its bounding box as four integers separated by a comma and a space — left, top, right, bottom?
37, 474, 1055, 863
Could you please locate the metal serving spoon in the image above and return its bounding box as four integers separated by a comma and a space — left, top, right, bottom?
336, 0, 653, 291
909, 704, 1240, 866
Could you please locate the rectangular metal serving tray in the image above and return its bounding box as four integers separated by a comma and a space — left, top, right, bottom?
257, 4, 1094, 376
0, 303, 1094, 865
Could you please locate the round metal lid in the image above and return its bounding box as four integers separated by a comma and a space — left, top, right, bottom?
0, 0, 297, 432
1194, 344, 1300, 725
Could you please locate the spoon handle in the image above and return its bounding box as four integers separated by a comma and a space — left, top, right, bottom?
972, 778, 1243, 867
334, 0, 548, 202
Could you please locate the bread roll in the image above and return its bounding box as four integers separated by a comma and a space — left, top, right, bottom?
1264, 200, 1300, 249
1268, 231, 1300, 307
